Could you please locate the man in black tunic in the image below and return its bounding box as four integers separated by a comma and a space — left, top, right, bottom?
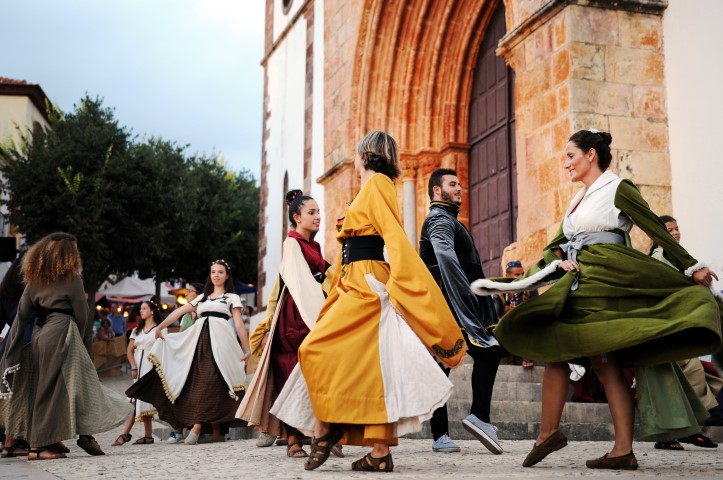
419, 168, 502, 454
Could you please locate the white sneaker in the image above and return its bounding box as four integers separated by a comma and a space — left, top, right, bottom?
184, 431, 199, 445
166, 431, 184, 444
256, 432, 276, 447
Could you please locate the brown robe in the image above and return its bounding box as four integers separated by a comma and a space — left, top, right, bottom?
0, 276, 130, 445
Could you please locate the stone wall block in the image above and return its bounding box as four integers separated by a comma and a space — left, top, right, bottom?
524, 126, 553, 171
569, 113, 609, 133
557, 84, 570, 113
552, 115, 572, 150
618, 11, 662, 50
552, 48, 570, 86
632, 85, 666, 120
525, 22, 554, 68
615, 150, 671, 186
552, 11, 567, 50
568, 4, 618, 46
569, 42, 605, 81
532, 91, 558, 127
517, 62, 550, 105
605, 46, 664, 86
609, 115, 668, 152
569, 79, 632, 116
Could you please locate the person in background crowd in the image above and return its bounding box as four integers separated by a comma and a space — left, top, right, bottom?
113, 300, 167, 446
494, 261, 538, 369
180, 283, 203, 332
419, 168, 502, 455
97, 318, 115, 342
0, 232, 131, 460
107, 303, 126, 337
650, 215, 721, 451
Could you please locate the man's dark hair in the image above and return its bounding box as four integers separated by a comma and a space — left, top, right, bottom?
428, 168, 457, 200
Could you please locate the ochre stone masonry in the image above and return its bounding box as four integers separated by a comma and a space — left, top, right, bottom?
262, 0, 673, 290
499, 0, 670, 265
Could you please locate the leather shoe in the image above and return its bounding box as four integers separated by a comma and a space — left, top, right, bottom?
585, 451, 638, 470
522, 430, 568, 467
77, 435, 105, 456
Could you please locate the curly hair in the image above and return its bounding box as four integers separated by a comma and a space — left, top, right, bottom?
22, 232, 82, 286
356, 130, 401, 180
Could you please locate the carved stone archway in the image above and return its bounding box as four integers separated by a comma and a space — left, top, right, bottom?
319, 0, 507, 257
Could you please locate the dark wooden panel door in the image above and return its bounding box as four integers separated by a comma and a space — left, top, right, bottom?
468, 2, 517, 278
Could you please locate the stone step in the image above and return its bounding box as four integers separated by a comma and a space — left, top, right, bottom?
403, 421, 723, 442
450, 363, 545, 384
444, 399, 616, 424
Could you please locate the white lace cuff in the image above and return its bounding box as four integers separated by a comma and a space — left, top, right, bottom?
684, 262, 707, 277
0, 363, 20, 399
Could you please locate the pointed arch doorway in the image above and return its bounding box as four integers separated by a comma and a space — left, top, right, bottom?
468, 2, 517, 278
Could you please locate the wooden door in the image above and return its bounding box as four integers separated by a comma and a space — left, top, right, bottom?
468, 2, 517, 278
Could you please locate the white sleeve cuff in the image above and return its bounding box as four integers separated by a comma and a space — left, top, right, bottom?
684, 261, 707, 277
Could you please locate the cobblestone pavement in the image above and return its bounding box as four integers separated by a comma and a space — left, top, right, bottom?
3, 376, 723, 479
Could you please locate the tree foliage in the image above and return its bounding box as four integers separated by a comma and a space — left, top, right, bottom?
0, 95, 259, 303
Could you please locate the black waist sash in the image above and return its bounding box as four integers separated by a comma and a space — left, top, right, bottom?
341, 236, 385, 265
35, 306, 75, 328
201, 311, 230, 320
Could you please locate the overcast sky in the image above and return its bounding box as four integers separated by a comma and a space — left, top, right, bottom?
1, 0, 265, 178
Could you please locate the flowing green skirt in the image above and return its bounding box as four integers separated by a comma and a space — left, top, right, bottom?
493, 244, 722, 441
494, 244, 722, 366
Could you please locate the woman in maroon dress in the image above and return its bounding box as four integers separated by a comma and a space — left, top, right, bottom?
237, 190, 331, 458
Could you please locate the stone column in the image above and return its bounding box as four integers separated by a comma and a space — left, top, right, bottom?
400, 158, 418, 246
403, 179, 416, 245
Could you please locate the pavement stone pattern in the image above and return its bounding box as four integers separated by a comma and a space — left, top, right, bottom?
2, 374, 722, 479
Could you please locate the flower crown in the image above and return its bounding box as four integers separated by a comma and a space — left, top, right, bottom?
211, 259, 230, 271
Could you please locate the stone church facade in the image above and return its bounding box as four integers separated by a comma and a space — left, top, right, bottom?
257, 0, 723, 307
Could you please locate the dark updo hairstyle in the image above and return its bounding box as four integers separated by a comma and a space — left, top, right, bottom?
285, 189, 314, 228
356, 130, 401, 181
568, 130, 613, 171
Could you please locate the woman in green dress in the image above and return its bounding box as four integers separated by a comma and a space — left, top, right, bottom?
472, 129, 721, 470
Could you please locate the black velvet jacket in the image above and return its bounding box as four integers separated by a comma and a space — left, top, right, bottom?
419, 201, 499, 347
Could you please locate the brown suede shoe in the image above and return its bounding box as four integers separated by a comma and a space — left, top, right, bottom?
522, 430, 568, 467
77, 435, 105, 456
585, 451, 638, 470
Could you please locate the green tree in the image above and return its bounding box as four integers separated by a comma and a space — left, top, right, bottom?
127, 137, 191, 300
176, 156, 259, 285
0, 96, 142, 307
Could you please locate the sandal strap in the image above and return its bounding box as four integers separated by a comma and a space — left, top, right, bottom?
352, 453, 393, 472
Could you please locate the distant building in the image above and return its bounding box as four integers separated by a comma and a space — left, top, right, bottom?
0, 77, 53, 263
257, 0, 723, 308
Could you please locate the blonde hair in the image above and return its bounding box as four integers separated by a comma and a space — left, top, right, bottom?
356, 130, 401, 180
22, 232, 82, 286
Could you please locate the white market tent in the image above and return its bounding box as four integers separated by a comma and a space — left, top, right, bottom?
95, 277, 176, 305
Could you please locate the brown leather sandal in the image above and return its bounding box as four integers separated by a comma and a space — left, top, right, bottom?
28, 448, 66, 460
351, 452, 394, 472
286, 439, 308, 458
112, 434, 132, 446
2, 445, 29, 458
133, 436, 154, 445
304, 426, 344, 471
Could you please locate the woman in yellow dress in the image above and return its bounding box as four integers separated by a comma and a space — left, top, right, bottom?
273, 131, 466, 472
